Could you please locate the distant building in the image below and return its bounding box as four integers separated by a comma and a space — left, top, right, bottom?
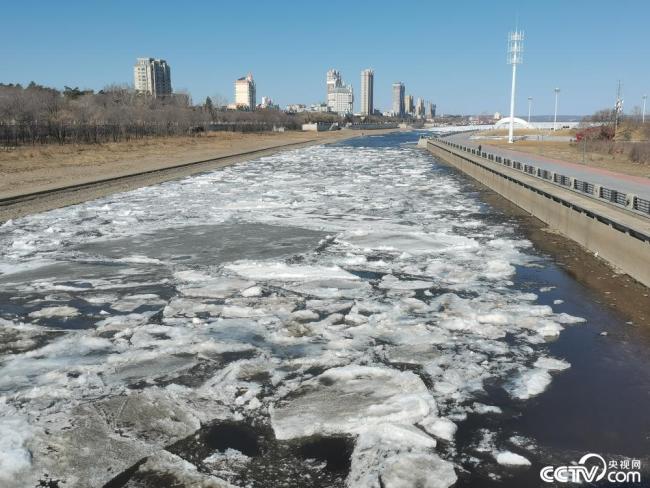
360, 69, 374, 116
326, 69, 353, 114
415, 98, 425, 118
286, 104, 307, 113
235, 73, 256, 110
405, 95, 414, 115
392, 82, 405, 117
329, 86, 354, 114
133, 58, 172, 97
493, 111, 502, 120
428, 103, 437, 119
309, 103, 330, 113
326, 69, 342, 99
259, 96, 278, 110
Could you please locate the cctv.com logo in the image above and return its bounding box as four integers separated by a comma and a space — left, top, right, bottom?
540, 453, 642, 483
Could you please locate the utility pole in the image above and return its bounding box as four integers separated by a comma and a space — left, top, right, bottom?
614, 80, 623, 132
507, 30, 524, 144
527, 96, 532, 124
553, 88, 560, 131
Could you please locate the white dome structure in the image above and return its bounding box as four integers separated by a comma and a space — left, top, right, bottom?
494, 117, 533, 129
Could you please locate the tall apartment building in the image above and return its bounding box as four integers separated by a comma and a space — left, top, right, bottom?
133, 58, 172, 97
235, 73, 256, 110
404, 95, 414, 115
415, 98, 425, 118
326, 69, 353, 114
427, 102, 437, 119
360, 69, 374, 116
329, 86, 354, 114
392, 82, 405, 117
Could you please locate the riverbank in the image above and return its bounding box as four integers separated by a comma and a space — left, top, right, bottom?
0, 128, 400, 221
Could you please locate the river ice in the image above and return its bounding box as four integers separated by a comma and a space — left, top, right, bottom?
0, 133, 582, 487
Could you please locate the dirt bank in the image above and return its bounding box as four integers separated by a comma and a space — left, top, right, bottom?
0, 129, 398, 221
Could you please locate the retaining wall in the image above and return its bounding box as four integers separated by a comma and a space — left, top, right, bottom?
425, 138, 650, 288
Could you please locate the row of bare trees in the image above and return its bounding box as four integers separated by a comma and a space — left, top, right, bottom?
0, 82, 365, 147
0, 82, 210, 146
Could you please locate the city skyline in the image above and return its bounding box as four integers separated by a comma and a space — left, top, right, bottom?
2, 0, 650, 115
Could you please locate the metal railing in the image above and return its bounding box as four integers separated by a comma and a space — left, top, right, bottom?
427, 136, 650, 219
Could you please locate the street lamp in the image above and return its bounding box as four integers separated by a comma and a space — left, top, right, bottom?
507, 30, 524, 144
553, 88, 560, 131
643, 95, 647, 124
527, 96, 533, 124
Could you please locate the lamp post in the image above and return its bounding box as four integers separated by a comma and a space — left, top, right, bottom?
641, 95, 648, 124
507, 30, 524, 144
553, 88, 560, 131
527, 96, 532, 124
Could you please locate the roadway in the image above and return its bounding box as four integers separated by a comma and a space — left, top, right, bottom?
446, 132, 650, 201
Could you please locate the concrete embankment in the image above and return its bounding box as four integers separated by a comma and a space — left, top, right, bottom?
422, 137, 650, 288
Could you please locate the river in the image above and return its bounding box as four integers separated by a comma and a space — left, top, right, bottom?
0, 131, 648, 487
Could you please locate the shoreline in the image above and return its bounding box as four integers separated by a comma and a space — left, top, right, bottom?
0, 128, 400, 222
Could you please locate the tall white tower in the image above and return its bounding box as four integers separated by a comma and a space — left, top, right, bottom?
507, 30, 524, 143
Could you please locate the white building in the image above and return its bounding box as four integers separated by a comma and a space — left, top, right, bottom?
392, 82, 405, 117
360, 69, 374, 116
235, 73, 256, 110
133, 58, 172, 97
327, 69, 341, 99
326, 69, 353, 114
329, 86, 354, 114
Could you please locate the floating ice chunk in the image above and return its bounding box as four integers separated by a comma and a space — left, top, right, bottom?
495, 450, 531, 466
553, 299, 564, 305
534, 356, 571, 371
419, 416, 457, 441
472, 403, 503, 415
290, 310, 320, 322
378, 275, 433, 290
555, 313, 586, 324
271, 366, 433, 440
508, 368, 552, 400
380, 453, 458, 488
0, 401, 33, 485
241, 286, 262, 297
349, 424, 455, 488
180, 278, 255, 299
226, 261, 359, 282
28, 305, 79, 319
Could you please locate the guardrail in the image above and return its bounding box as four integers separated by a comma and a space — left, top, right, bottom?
427, 136, 650, 220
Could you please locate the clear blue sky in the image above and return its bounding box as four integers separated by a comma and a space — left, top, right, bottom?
2, 0, 648, 116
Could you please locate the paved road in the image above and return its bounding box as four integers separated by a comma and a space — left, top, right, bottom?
447, 132, 650, 201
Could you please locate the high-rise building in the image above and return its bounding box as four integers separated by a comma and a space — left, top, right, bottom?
416, 98, 425, 118
326, 69, 353, 114
392, 82, 405, 117
235, 73, 256, 110
360, 69, 374, 116
329, 86, 354, 114
327, 69, 342, 99
428, 102, 437, 119
133, 58, 172, 97
405, 95, 414, 115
